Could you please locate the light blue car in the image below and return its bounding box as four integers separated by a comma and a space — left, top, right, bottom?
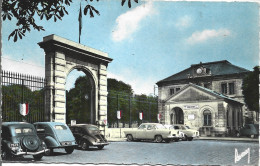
34, 122, 77, 155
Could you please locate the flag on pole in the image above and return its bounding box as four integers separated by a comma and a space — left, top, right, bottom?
19, 103, 29, 116
117, 110, 121, 119
139, 112, 143, 120
78, 2, 82, 43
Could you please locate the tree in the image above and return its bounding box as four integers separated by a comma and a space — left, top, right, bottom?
66, 76, 92, 124
2, 0, 138, 42
242, 66, 259, 112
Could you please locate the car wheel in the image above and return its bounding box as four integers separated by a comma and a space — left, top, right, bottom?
155, 135, 163, 143
188, 137, 193, 141
127, 135, 134, 141
165, 139, 171, 143
65, 147, 74, 154
1, 149, 10, 160
80, 140, 89, 150
33, 154, 43, 160
45, 148, 53, 156
175, 139, 179, 142
250, 135, 254, 138
183, 135, 188, 141
97, 145, 104, 150
22, 136, 39, 151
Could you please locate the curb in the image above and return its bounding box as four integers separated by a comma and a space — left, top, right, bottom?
107, 137, 259, 142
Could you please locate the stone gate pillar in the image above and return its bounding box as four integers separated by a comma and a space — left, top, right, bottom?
38, 35, 112, 128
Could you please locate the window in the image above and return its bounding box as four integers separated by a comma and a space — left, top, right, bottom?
170, 89, 175, 95
54, 125, 67, 130
229, 83, 235, 94
221, 83, 227, 94
203, 110, 211, 126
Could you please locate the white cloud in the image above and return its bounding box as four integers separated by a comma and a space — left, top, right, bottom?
175, 15, 192, 29
112, 1, 155, 42
186, 29, 231, 44
107, 71, 156, 96
2, 56, 45, 77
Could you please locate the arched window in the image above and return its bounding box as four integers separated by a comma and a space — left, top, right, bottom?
203, 110, 211, 126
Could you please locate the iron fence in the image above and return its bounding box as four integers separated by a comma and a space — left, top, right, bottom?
1, 70, 46, 123
107, 90, 159, 128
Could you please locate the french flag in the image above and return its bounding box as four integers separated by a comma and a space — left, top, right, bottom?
20, 103, 29, 116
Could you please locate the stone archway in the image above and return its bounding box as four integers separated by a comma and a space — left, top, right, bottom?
170, 107, 184, 124
38, 35, 112, 130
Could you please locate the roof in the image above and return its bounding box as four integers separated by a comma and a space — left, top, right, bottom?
157, 60, 250, 85
34, 122, 67, 126
165, 82, 243, 105
2, 122, 34, 127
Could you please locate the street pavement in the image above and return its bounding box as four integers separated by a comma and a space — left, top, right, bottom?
2, 139, 259, 165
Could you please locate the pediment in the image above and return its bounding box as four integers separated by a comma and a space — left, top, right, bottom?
167, 86, 219, 102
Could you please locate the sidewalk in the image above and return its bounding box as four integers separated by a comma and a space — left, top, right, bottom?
107, 137, 259, 142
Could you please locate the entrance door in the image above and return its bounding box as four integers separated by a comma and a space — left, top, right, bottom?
173, 107, 184, 124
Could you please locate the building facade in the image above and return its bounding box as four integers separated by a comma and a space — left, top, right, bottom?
156, 60, 251, 136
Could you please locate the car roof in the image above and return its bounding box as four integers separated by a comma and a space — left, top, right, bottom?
70, 124, 97, 127
34, 122, 67, 127
2, 122, 34, 128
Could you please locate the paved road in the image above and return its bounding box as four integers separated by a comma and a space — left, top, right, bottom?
3, 140, 259, 165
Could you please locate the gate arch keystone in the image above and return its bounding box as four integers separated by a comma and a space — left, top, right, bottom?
38, 35, 112, 129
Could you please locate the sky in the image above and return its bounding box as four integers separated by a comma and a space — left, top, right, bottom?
2, 0, 259, 95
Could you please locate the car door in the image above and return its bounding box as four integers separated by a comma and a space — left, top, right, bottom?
136, 124, 147, 139
146, 124, 156, 139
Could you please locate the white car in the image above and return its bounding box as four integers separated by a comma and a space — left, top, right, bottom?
170, 124, 199, 141
124, 123, 179, 143
164, 125, 184, 141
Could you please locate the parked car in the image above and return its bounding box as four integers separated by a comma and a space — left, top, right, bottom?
1, 122, 49, 160
164, 125, 185, 141
69, 124, 109, 150
237, 124, 259, 138
124, 123, 179, 143
171, 124, 199, 141
34, 122, 77, 155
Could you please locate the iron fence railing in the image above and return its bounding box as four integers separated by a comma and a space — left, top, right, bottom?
1, 70, 46, 123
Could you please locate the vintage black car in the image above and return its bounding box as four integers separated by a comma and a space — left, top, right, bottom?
1, 122, 49, 160
34, 122, 77, 155
69, 124, 109, 150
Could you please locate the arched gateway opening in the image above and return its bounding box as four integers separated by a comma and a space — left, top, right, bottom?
65, 69, 95, 124
38, 35, 112, 131
170, 107, 184, 124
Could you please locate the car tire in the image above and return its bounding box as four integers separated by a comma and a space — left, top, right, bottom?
33, 154, 43, 160
155, 135, 163, 143
188, 137, 193, 141
127, 135, 134, 141
22, 136, 39, 151
165, 139, 171, 143
80, 140, 89, 150
45, 148, 53, 156
183, 135, 188, 141
97, 145, 104, 150
175, 139, 179, 142
65, 147, 74, 154
1, 149, 10, 160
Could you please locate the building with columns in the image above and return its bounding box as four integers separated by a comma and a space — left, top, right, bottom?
156, 60, 252, 136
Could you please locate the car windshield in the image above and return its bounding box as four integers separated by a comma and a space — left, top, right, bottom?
87, 126, 99, 131
180, 126, 187, 130
54, 125, 67, 130
155, 124, 166, 129
186, 126, 190, 129
15, 128, 33, 134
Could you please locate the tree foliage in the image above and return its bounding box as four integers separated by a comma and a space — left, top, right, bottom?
242, 66, 259, 112
2, 0, 138, 42
66, 76, 158, 127
2, 84, 45, 122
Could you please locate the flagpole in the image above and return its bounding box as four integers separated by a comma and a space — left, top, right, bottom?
78, 2, 82, 43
